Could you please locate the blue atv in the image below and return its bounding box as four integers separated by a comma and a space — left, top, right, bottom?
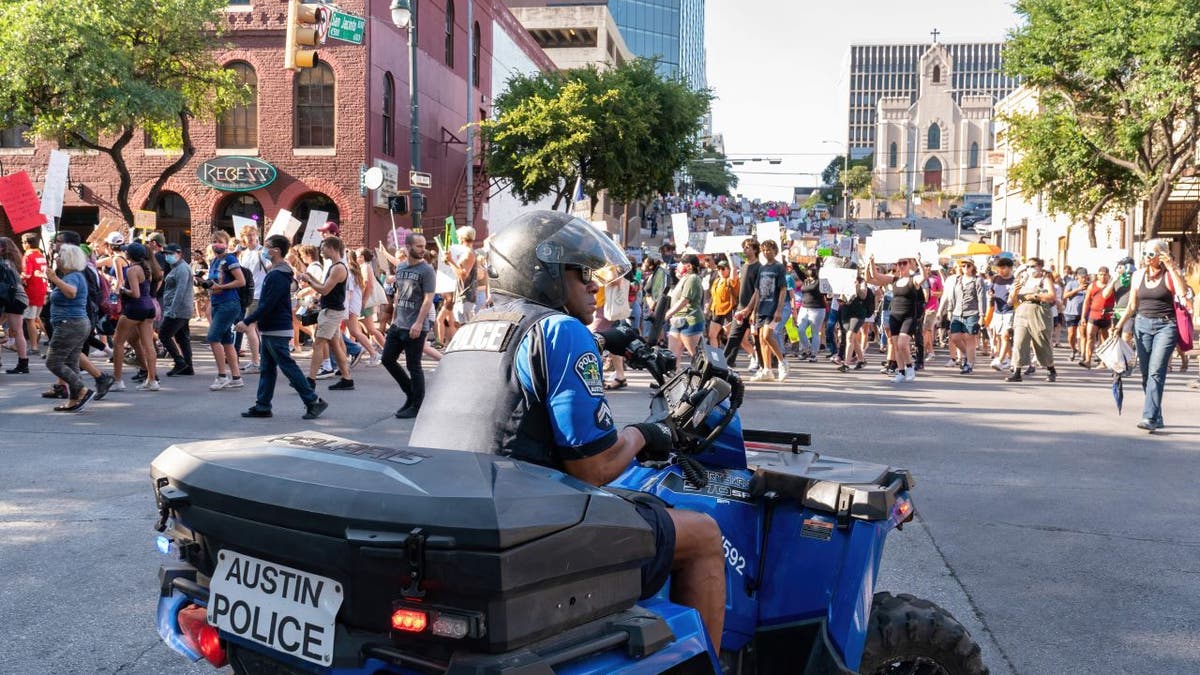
149, 332, 987, 674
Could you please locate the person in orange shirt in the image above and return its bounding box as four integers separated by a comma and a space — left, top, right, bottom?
706, 260, 738, 347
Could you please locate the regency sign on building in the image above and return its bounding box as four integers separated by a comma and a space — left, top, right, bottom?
197, 156, 278, 192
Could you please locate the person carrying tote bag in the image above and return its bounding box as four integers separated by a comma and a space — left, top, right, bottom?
1114, 239, 1188, 432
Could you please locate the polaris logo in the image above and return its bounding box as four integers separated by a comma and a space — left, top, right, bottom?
271, 434, 430, 465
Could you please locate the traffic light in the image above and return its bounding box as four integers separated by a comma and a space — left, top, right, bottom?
285, 0, 327, 71
388, 195, 409, 215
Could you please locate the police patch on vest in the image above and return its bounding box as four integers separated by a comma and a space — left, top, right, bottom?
594, 400, 614, 430
574, 352, 604, 396
445, 320, 517, 353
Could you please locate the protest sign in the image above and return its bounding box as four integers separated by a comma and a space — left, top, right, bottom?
865, 229, 922, 264
266, 210, 299, 238
671, 212, 689, 249
755, 220, 781, 248
301, 210, 328, 246
434, 261, 457, 294
232, 215, 258, 236
134, 209, 157, 232
40, 150, 70, 221
705, 235, 745, 255
820, 267, 858, 296
918, 240, 941, 264
0, 171, 48, 233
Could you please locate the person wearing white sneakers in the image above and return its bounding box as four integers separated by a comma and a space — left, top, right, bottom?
203, 230, 247, 391
864, 254, 924, 383
664, 254, 706, 372
751, 240, 789, 382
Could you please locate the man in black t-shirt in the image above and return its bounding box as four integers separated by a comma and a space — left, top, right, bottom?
723, 238, 762, 368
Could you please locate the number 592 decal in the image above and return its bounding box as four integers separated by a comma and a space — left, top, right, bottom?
722, 537, 746, 575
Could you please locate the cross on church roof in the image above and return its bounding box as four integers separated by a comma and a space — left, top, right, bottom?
930, 28, 940, 44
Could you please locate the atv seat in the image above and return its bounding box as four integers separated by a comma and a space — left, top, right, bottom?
746, 450, 913, 523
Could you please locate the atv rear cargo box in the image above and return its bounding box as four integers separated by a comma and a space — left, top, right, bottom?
150, 432, 655, 652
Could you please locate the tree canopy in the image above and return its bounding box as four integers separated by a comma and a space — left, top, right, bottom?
1005, 0, 1200, 238
480, 59, 711, 210
0, 0, 248, 224
687, 150, 739, 197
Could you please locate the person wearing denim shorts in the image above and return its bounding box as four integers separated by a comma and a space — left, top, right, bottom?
205, 230, 246, 391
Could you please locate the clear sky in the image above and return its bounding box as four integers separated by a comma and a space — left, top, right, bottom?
704, 0, 1023, 201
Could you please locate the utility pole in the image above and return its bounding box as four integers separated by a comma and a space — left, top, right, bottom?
465, 0, 475, 230
407, 0, 422, 232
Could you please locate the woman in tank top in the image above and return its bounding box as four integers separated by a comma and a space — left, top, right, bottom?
1114, 239, 1187, 432
864, 255, 924, 383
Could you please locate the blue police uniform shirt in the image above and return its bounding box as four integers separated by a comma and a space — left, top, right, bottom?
515, 313, 618, 460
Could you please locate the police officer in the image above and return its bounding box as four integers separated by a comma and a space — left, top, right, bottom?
410, 211, 725, 651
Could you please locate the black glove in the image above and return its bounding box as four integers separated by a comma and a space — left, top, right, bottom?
629, 422, 675, 462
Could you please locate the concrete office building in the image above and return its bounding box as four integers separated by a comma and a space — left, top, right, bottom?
507, 3, 632, 71
847, 39, 1019, 160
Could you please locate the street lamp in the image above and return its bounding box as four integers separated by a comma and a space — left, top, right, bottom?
391, 0, 422, 232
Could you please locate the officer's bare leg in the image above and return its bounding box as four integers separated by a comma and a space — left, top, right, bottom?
667, 508, 725, 652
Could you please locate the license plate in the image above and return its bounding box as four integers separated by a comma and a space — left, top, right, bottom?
208, 550, 344, 668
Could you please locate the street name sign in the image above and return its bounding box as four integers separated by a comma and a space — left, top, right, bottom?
327, 10, 366, 45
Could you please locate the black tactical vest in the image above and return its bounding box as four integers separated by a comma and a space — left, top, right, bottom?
409, 297, 563, 467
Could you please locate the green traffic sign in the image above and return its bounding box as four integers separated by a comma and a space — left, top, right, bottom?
327, 10, 365, 45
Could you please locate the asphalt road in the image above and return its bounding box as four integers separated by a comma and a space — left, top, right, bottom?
2, 337, 1199, 674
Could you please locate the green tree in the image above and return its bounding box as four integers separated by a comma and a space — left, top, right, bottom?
1002, 97, 1139, 247
1006, 0, 1200, 238
0, 0, 247, 225
480, 59, 711, 211
687, 150, 738, 196
840, 165, 872, 198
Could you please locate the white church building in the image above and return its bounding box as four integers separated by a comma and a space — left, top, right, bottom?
873, 42, 994, 197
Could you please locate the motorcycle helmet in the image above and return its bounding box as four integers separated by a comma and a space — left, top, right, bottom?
488, 210, 632, 309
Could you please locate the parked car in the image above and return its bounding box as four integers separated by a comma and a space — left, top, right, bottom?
972, 217, 993, 234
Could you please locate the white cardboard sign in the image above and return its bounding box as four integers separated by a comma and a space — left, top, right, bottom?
819, 267, 859, 296
865, 230, 922, 264
301, 210, 329, 246
671, 212, 689, 249
755, 220, 781, 248
705, 234, 745, 255
232, 215, 258, 236
40, 149, 70, 221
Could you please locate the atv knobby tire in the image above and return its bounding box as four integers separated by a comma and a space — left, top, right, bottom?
859, 591, 989, 675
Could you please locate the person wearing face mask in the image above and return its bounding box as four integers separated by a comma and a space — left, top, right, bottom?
159, 244, 195, 376
236, 235, 328, 420
204, 230, 247, 391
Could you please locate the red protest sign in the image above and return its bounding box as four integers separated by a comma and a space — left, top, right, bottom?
0, 171, 48, 233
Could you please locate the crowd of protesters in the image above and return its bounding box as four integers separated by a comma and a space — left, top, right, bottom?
0, 219, 491, 419
0, 209, 1195, 432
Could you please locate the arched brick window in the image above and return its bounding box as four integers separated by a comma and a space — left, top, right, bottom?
217, 62, 257, 149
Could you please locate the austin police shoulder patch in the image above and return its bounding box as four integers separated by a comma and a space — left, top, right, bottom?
574, 351, 604, 397
594, 400, 614, 430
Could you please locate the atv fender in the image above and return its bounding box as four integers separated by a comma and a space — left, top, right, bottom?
825, 520, 891, 672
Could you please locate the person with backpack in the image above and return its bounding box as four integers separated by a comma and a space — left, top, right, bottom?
0, 237, 30, 375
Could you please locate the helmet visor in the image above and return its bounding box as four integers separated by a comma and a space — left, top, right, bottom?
534, 217, 631, 286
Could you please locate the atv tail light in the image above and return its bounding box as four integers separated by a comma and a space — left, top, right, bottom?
892, 497, 914, 523
430, 614, 469, 639
177, 604, 228, 668
392, 609, 428, 633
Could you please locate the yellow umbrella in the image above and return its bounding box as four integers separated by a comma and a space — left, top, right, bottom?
940, 241, 1000, 258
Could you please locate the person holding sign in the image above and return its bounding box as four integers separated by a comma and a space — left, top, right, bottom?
864, 255, 924, 383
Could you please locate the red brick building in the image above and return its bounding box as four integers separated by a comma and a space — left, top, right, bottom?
0, 0, 553, 251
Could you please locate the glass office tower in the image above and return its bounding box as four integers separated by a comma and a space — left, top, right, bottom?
608, 0, 707, 91
846, 42, 1020, 159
